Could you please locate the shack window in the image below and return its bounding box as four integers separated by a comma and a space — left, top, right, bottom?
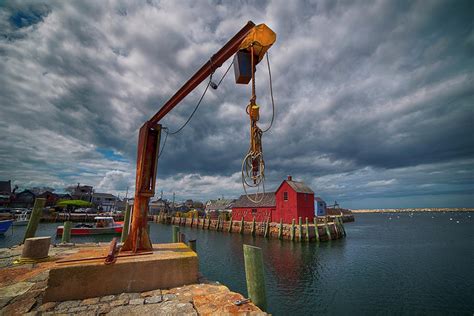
252, 208, 257, 215
284, 192, 288, 201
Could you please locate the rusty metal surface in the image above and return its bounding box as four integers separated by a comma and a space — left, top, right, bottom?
104, 238, 119, 265
122, 123, 161, 252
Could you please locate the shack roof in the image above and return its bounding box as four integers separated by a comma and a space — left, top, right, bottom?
284, 180, 314, 194
206, 199, 235, 210
92, 193, 116, 198
233, 192, 276, 208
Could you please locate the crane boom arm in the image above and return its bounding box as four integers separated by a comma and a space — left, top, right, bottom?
149, 21, 256, 125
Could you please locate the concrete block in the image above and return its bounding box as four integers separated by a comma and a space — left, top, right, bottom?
43, 243, 198, 302
22, 237, 51, 259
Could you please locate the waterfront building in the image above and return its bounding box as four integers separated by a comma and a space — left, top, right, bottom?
149, 198, 170, 215
232, 176, 315, 224
91, 192, 117, 212
10, 190, 36, 208
37, 190, 60, 207
205, 198, 235, 214
69, 183, 94, 202
315, 197, 327, 216
0, 180, 12, 207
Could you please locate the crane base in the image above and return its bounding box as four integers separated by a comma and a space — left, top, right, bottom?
43, 243, 198, 302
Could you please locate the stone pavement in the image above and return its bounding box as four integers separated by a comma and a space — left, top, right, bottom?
0, 244, 266, 315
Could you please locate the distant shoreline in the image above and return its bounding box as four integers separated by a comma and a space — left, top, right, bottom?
352, 208, 474, 213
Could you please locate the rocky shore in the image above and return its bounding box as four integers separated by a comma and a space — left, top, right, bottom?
0, 244, 265, 315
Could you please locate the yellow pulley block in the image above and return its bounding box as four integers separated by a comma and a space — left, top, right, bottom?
249, 104, 260, 121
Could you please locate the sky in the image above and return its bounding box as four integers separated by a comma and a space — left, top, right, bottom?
0, 0, 473, 208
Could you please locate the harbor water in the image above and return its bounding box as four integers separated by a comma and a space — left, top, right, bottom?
1, 212, 473, 315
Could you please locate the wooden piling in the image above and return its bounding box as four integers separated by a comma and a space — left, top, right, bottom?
188, 239, 197, 253
291, 219, 295, 241
240, 217, 244, 234
339, 217, 347, 237
243, 244, 267, 311
298, 217, 303, 242
325, 216, 332, 240
61, 221, 72, 243
264, 219, 269, 238
305, 217, 310, 242
278, 218, 283, 240
228, 217, 233, 233
23, 198, 46, 243
251, 217, 256, 236
333, 218, 339, 237
172, 226, 180, 243
313, 217, 320, 242
120, 203, 131, 243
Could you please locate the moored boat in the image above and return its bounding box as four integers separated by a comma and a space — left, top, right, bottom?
56, 216, 123, 236
0, 219, 13, 234
13, 212, 30, 226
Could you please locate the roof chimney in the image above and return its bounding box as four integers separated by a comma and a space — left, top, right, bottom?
287, 175, 292, 181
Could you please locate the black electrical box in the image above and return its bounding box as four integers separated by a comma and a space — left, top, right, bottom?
233, 50, 254, 84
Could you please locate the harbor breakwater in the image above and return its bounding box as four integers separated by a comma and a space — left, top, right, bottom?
153, 214, 346, 242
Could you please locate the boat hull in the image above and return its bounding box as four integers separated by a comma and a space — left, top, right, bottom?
0, 220, 13, 234
12, 220, 29, 226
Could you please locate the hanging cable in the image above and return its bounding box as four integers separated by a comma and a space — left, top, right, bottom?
158, 59, 234, 157
261, 52, 275, 133
157, 127, 169, 158
211, 60, 234, 89
166, 74, 213, 135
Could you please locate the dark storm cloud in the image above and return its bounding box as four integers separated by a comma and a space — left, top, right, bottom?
0, 0, 472, 207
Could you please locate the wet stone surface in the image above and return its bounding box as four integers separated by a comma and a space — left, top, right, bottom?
0, 243, 266, 315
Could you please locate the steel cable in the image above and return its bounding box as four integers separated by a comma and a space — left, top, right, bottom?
261, 52, 275, 133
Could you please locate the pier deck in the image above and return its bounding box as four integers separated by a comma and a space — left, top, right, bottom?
0, 243, 265, 315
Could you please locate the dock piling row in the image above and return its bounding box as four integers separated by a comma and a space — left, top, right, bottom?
158, 214, 346, 242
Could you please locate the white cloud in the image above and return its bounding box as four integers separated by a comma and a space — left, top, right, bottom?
0, 0, 472, 207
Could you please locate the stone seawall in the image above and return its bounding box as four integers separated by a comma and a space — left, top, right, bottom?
154, 214, 346, 242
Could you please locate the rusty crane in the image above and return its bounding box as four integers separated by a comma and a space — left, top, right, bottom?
122, 21, 276, 253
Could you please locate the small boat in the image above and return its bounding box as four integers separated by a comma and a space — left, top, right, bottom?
13, 212, 30, 226
56, 216, 123, 236
0, 219, 13, 234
